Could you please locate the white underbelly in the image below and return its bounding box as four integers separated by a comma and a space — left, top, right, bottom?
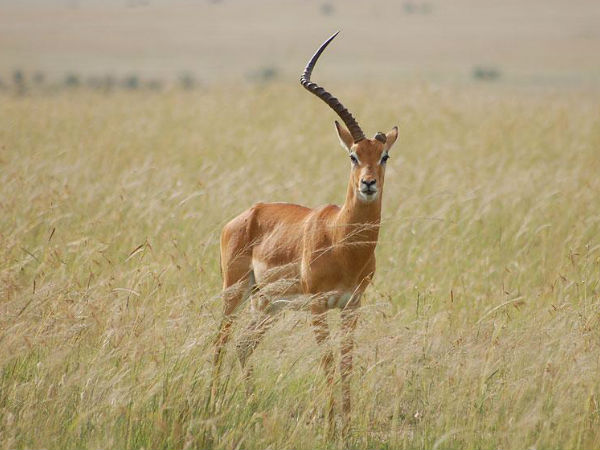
251, 259, 358, 312
326, 292, 354, 309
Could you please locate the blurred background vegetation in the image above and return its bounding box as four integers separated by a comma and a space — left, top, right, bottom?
0, 0, 599, 92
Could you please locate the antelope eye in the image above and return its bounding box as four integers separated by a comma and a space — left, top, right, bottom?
349, 154, 358, 165
381, 154, 390, 164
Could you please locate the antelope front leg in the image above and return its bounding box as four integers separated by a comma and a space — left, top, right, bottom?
236, 312, 275, 395
340, 306, 358, 435
211, 315, 233, 405
311, 307, 335, 436
211, 278, 249, 404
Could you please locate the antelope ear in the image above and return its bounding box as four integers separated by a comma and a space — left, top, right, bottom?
383, 126, 398, 152
334, 120, 354, 153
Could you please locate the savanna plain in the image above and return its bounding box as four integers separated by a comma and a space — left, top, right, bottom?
1, 80, 599, 449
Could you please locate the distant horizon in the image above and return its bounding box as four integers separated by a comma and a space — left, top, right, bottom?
1, 0, 599, 89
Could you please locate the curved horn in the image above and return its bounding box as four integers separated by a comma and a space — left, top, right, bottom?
300, 31, 365, 143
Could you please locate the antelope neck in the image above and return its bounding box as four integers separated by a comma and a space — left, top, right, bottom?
333, 176, 382, 253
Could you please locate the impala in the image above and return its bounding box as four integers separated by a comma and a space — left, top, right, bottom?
212, 31, 398, 433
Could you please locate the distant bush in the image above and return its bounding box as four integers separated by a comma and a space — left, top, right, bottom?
260, 67, 278, 81
403, 2, 432, 14
0, 71, 201, 94
178, 73, 197, 90
320, 3, 334, 16
403, 2, 415, 13
13, 69, 24, 85
122, 75, 140, 90
13, 69, 26, 94
64, 73, 81, 87
472, 65, 501, 81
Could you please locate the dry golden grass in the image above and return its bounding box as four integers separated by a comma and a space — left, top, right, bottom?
1, 83, 599, 449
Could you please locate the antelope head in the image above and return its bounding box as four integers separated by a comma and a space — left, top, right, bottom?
300, 31, 398, 204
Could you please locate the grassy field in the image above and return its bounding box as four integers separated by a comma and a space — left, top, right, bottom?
1, 83, 599, 449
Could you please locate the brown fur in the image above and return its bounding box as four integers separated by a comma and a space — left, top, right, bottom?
212, 124, 398, 434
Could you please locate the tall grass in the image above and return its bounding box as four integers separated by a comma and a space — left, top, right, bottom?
1, 84, 599, 449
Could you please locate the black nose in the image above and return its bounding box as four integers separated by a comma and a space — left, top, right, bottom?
361, 179, 376, 188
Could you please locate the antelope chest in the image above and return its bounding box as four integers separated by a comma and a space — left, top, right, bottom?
302, 261, 365, 310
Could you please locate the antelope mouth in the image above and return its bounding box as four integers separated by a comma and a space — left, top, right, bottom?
358, 188, 379, 202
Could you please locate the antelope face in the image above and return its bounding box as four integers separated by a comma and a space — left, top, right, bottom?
335, 121, 398, 204
300, 31, 399, 204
